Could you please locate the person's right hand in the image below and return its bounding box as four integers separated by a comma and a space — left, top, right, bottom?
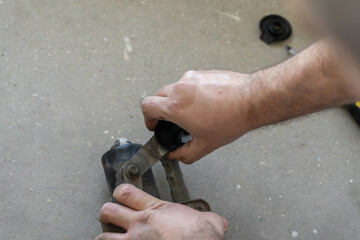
141, 70, 253, 164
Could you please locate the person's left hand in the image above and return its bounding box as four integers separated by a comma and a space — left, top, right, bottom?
95, 184, 228, 240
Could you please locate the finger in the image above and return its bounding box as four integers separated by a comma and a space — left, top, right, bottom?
141, 96, 169, 130
94, 232, 129, 240
222, 217, 229, 232
99, 202, 136, 230
143, 118, 158, 131
156, 84, 173, 97
167, 138, 209, 164
113, 184, 163, 211
201, 212, 229, 234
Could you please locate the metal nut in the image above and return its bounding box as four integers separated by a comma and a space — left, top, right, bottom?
125, 164, 141, 179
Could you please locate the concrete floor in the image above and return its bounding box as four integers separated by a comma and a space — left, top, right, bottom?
1, 0, 359, 239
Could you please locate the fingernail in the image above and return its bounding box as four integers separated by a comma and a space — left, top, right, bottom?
222, 217, 229, 231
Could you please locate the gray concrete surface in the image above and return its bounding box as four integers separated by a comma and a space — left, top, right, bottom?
0, 0, 359, 239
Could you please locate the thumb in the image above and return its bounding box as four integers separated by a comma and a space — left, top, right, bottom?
167, 138, 209, 164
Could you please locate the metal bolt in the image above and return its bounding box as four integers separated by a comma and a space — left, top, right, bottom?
125, 164, 140, 179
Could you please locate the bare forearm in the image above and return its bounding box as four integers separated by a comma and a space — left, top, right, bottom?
141, 41, 360, 164
246, 40, 360, 130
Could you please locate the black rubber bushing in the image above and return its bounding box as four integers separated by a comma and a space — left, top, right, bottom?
260, 15, 292, 44
154, 120, 188, 151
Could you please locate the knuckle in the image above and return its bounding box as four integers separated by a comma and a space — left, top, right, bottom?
166, 83, 189, 114
183, 70, 196, 78
166, 100, 181, 115
135, 211, 151, 224
141, 97, 150, 110
222, 217, 229, 231
99, 203, 116, 220
114, 184, 134, 202
94, 233, 108, 240
181, 158, 194, 164
170, 146, 192, 163
141, 97, 148, 105
173, 81, 189, 90
168, 151, 187, 163
182, 70, 204, 80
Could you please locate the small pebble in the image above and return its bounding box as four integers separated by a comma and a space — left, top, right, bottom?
291, 231, 298, 238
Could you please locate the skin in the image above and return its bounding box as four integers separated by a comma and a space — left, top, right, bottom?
95, 184, 228, 240
96, 40, 360, 239
141, 40, 360, 164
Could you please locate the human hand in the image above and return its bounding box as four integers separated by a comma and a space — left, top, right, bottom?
141, 70, 253, 164
95, 184, 228, 240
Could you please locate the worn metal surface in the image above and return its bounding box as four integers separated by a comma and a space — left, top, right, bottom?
121, 136, 167, 189
102, 136, 209, 234
123, 166, 143, 189
101, 141, 161, 234
101, 142, 160, 199
180, 199, 211, 212
123, 136, 168, 177
161, 157, 191, 203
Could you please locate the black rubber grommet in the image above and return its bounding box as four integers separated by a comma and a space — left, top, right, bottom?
154, 121, 188, 151
260, 15, 292, 44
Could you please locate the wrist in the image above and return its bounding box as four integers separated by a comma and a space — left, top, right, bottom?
243, 40, 360, 133
231, 72, 261, 135
243, 71, 274, 131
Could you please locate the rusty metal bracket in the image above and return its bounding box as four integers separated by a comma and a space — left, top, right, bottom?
121, 136, 168, 189
101, 122, 212, 234
180, 199, 211, 212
